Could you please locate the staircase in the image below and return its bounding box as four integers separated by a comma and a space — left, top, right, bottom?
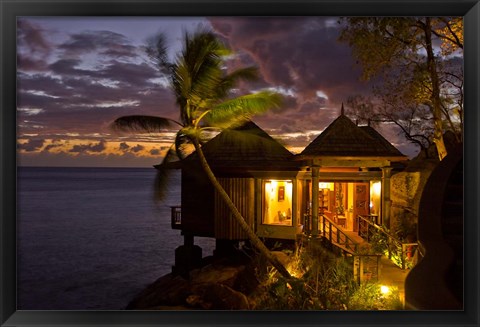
317, 215, 382, 284
319, 215, 359, 254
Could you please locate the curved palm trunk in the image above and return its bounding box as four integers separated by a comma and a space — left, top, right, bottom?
192, 138, 293, 280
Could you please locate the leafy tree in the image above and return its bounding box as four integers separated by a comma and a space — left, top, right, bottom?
112, 27, 292, 279
339, 17, 463, 160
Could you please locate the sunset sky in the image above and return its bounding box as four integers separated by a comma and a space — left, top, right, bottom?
18, 16, 424, 167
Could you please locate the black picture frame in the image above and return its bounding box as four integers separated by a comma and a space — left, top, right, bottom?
1, 0, 479, 326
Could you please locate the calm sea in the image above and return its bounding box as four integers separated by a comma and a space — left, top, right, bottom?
17, 166, 215, 310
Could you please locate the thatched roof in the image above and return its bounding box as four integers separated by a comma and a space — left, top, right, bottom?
183, 121, 300, 170
299, 114, 406, 160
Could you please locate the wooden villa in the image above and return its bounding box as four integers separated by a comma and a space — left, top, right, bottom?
173, 121, 301, 249
296, 104, 408, 238
167, 105, 408, 273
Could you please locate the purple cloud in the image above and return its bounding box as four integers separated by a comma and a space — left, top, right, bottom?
131, 144, 145, 153
59, 30, 137, 58
209, 17, 372, 110
69, 140, 106, 153
119, 142, 130, 151
18, 139, 45, 152
17, 19, 52, 71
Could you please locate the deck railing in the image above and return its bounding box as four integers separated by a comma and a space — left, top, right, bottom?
170, 206, 182, 229
357, 215, 418, 270
302, 213, 380, 283
320, 215, 359, 254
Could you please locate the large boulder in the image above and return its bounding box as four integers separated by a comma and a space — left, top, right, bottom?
126, 273, 190, 309
187, 283, 250, 310
126, 257, 257, 310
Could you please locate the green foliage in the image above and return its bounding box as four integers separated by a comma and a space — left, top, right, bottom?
348, 283, 403, 310
252, 242, 402, 310
339, 17, 463, 156
393, 216, 417, 242
367, 224, 417, 270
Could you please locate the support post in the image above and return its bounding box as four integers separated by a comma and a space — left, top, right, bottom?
381, 166, 393, 229
311, 166, 320, 237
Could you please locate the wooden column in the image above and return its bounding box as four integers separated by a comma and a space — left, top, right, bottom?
311, 166, 320, 237
381, 167, 393, 228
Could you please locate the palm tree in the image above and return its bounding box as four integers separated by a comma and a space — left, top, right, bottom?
112, 27, 292, 279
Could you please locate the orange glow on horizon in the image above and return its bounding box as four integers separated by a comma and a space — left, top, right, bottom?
17, 138, 170, 158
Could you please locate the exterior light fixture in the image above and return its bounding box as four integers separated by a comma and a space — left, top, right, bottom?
380, 285, 390, 295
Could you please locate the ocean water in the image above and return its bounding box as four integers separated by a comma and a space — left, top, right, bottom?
17, 167, 215, 310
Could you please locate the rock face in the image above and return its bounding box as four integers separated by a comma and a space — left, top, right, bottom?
126, 256, 258, 310
390, 157, 438, 239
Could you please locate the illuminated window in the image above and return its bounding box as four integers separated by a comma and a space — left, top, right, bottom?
263, 180, 293, 226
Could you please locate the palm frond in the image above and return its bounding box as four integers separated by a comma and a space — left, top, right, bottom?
111, 115, 180, 133
174, 132, 194, 160
145, 32, 172, 74
214, 66, 260, 99
203, 91, 283, 129
172, 29, 230, 122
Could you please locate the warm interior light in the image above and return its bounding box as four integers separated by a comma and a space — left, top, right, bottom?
270, 180, 277, 194
318, 182, 334, 190
263, 180, 293, 226
372, 181, 381, 195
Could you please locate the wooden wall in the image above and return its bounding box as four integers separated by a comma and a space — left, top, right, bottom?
181, 169, 215, 237
214, 177, 255, 240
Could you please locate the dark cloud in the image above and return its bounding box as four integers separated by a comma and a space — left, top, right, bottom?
278, 124, 299, 134
119, 142, 130, 151
48, 59, 99, 77
17, 19, 52, 71
209, 17, 372, 110
59, 30, 137, 58
131, 144, 145, 153
69, 140, 106, 153
150, 148, 160, 155
43, 141, 63, 152
101, 61, 158, 86
18, 139, 45, 152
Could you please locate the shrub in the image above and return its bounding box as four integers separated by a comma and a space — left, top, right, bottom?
252, 240, 403, 310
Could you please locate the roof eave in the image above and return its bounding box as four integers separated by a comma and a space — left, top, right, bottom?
295, 155, 409, 162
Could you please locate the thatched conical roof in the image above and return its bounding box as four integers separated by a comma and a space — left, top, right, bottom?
299, 114, 406, 160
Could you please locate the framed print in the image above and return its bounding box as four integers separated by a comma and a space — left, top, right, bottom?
1, 0, 479, 326
278, 186, 285, 202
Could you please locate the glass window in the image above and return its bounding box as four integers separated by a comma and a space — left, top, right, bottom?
263, 180, 293, 226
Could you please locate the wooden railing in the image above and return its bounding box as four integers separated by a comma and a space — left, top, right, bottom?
357, 215, 418, 270
320, 215, 359, 254
170, 206, 182, 229
300, 214, 384, 284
